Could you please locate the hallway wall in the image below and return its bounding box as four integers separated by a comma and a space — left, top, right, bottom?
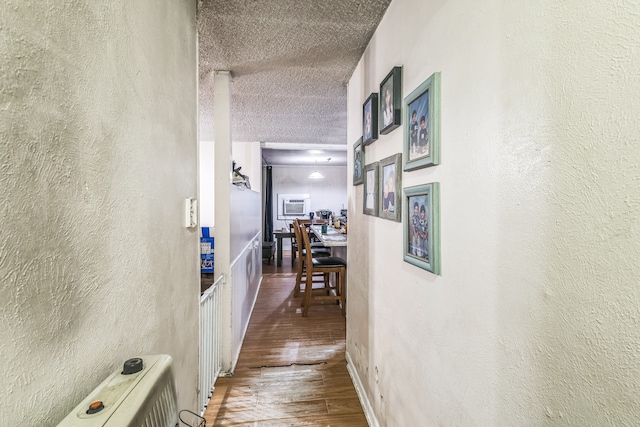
0, 1, 200, 425
199, 140, 216, 227
347, 0, 640, 425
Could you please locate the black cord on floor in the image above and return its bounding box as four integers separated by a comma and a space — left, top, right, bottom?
179, 409, 206, 427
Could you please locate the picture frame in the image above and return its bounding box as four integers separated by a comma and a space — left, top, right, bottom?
363, 162, 379, 216
353, 137, 364, 186
379, 66, 402, 135
362, 93, 379, 145
403, 182, 440, 274
378, 153, 402, 222
403, 72, 441, 171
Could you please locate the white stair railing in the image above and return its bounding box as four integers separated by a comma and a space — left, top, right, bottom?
199, 274, 224, 414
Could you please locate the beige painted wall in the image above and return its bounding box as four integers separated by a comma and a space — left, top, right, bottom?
347, 0, 640, 425
0, 1, 200, 425
199, 141, 216, 227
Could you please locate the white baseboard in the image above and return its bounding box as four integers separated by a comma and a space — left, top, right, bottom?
346, 351, 380, 427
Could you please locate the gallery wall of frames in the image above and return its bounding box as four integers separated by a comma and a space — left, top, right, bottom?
353, 66, 441, 275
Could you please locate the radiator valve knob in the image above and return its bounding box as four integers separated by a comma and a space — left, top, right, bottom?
86, 401, 104, 414
122, 357, 143, 375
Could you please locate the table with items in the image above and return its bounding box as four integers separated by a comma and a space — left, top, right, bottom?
273, 230, 294, 267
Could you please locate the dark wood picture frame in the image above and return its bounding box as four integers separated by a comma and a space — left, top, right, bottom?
379, 66, 402, 135
362, 93, 379, 145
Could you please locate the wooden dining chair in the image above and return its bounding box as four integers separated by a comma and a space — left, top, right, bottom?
289, 222, 299, 265
299, 222, 346, 317
290, 219, 324, 265
292, 219, 331, 298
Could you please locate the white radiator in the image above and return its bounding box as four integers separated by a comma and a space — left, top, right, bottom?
57, 354, 178, 427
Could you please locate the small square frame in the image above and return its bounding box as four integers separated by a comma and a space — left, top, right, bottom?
363, 162, 379, 216
362, 93, 379, 145
379, 66, 402, 135
378, 153, 402, 222
353, 137, 364, 186
403, 72, 441, 171
403, 182, 440, 274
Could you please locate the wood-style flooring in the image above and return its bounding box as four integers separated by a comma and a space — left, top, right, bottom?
204, 251, 367, 426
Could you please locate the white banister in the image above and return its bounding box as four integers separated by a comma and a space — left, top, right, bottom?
199, 274, 225, 414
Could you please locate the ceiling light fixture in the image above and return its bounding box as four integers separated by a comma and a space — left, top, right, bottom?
308, 161, 324, 179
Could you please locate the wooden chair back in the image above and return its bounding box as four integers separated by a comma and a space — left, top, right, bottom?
298, 222, 346, 317
298, 222, 314, 265
292, 219, 304, 259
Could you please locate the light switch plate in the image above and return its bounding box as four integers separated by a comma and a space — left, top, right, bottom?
185, 197, 198, 228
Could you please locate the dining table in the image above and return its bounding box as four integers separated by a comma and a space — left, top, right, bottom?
309, 224, 348, 247
309, 224, 348, 261
273, 229, 295, 267
309, 224, 348, 297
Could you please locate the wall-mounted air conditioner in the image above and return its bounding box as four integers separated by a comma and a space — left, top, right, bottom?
277, 193, 311, 220
283, 198, 306, 216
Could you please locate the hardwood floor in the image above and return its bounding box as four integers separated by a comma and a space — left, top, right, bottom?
204, 251, 367, 426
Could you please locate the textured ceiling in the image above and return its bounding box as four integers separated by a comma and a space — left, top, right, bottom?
197, 0, 391, 159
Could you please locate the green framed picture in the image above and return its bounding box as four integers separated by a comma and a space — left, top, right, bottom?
363, 162, 379, 216
403, 182, 440, 274
378, 153, 402, 222
353, 137, 364, 186
403, 72, 441, 171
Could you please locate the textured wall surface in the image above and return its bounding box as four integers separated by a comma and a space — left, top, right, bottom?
0, 1, 199, 425
347, 0, 640, 425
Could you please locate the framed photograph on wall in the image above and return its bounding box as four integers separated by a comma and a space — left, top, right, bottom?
379, 66, 402, 135
403, 72, 441, 171
353, 137, 364, 186
378, 153, 402, 222
363, 162, 379, 216
362, 93, 379, 145
403, 182, 440, 274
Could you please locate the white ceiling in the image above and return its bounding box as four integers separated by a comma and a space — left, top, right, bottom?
197, 0, 391, 165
